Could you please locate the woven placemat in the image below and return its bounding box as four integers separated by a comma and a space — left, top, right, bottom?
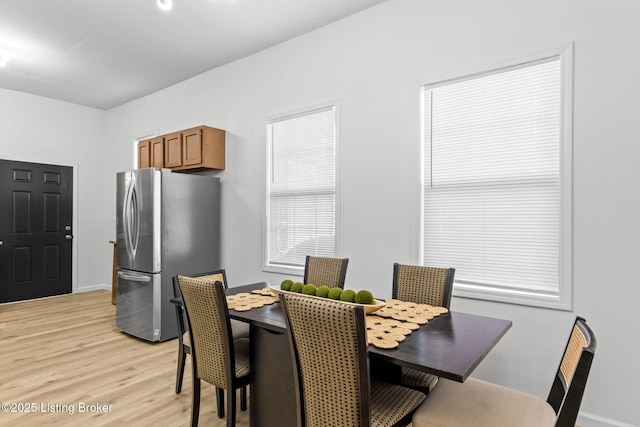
226, 292, 278, 311
374, 299, 448, 324
252, 287, 276, 296
365, 299, 448, 349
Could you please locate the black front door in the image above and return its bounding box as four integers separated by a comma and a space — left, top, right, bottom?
0, 159, 73, 303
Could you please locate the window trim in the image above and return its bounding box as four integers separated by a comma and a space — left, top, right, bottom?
263, 100, 341, 276
419, 43, 573, 310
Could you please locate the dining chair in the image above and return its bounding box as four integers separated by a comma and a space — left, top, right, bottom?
391, 263, 455, 392
171, 270, 249, 395
412, 316, 597, 427
279, 291, 426, 427
177, 275, 251, 427
303, 255, 349, 288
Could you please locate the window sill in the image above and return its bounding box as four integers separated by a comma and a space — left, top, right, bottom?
453, 284, 571, 311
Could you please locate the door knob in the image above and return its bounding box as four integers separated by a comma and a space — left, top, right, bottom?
65, 225, 72, 231
0, 240, 3, 246
65, 235, 73, 240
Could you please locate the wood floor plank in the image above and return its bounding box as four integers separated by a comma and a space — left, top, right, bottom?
0, 290, 250, 426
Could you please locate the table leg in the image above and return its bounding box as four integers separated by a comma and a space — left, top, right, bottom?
249, 325, 297, 427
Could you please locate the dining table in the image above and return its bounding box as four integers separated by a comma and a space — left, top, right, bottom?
226, 282, 512, 427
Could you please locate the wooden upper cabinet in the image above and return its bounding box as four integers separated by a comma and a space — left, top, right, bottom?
138, 139, 151, 168
138, 136, 166, 168
172, 126, 225, 172
150, 136, 165, 168
183, 127, 204, 166
136, 125, 225, 172
164, 132, 184, 168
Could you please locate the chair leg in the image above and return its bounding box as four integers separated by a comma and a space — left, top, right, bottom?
174, 303, 189, 395
227, 386, 237, 427
240, 385, 247, 411
216, 387, 225, 418
175, 342, 187, 394
191, 377, 201, 427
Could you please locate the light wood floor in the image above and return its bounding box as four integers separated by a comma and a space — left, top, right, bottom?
0, 290, 249, 426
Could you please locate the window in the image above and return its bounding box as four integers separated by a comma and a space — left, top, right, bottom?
421, 44, 572, 309
265, 103, 338, 274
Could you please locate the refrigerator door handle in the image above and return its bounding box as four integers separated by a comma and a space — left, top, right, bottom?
117, 271, 152, 282
123, 174, 140, 263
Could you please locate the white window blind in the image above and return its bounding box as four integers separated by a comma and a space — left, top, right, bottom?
265, 105, 336, 272
422, 48, 572, 309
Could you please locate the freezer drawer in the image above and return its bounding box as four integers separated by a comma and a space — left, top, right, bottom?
116, 269, 161, 341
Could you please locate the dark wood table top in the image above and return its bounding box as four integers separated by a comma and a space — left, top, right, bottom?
227, 282, 512, 383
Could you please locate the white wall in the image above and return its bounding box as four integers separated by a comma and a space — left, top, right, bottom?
105, 1, 640, 425
107, 2, 640, 425
5, 0, 637, 425
0, 88, 109, 294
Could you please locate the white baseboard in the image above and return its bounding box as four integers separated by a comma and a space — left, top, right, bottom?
77, 284, 111, 293
578, 412, 639, 427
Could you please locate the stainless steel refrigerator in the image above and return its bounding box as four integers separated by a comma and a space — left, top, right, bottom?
115, 168, 220, 342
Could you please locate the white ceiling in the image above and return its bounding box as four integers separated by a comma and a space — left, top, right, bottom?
0, 0, 386, 110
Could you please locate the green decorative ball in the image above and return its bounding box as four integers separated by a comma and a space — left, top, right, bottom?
291, 282, 304, 293
315, 285, 331, 298
328, 287, 343, 300
340, 289, 356, 303
280, 279, 293, 291
355, 290, 374, 305
302, 284, 317, 295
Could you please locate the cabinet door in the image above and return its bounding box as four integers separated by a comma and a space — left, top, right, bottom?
138, 140, 151, 169
183, 127, 203, 166
150, 137, 165, 168
164, 132, 183, 168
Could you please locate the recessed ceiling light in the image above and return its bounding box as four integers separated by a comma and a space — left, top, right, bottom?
0, 54, 10, 67
157, 0, 173, 11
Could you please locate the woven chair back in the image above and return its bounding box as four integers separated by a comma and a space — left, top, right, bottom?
195, 272, 225, 287
304, 256, 348, 288
547, 317, 596, 426
281, 292, 368, 427
177, 275, 231, 389
559, 325, 588, 388
393, 264, 453, 307
174, 270, 227, 299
